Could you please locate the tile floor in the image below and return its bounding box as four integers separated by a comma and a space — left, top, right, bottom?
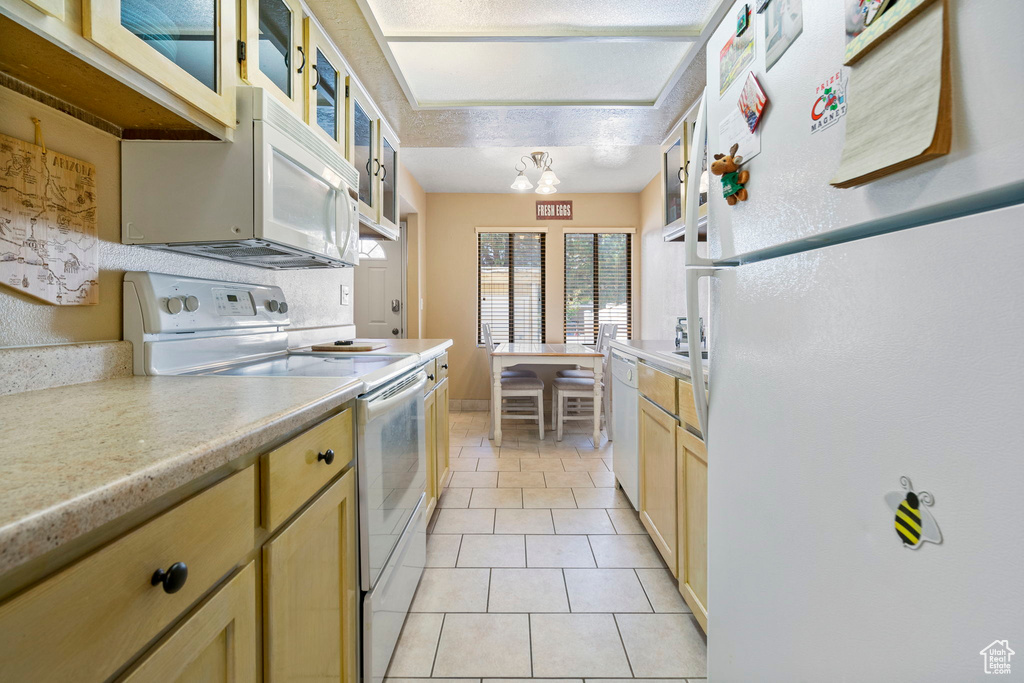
386, 410, 707, 683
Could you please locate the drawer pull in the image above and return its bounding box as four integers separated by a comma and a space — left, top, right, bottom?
317, 449, 336, 465
427, 374, 435, 381
441, 364, 448, 370
151, 562, 188, 594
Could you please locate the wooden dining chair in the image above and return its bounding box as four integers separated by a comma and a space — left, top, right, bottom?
557, 323, 617, 380
551, 338, 612, 443
482, 324, 545, 439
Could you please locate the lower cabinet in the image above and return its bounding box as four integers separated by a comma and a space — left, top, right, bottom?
638, 395, 680, 576
119, 562, 257, 682
263, 467, 358, 683
424, 385, 438, 517
435, 378, 451, 493
677, 426, 709, 632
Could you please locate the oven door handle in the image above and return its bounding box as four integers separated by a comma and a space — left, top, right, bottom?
361, 371, 428, 422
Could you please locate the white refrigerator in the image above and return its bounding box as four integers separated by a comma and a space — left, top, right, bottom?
683, 1, 1024, 680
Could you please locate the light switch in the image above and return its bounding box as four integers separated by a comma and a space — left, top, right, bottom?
341, 285, 351, 305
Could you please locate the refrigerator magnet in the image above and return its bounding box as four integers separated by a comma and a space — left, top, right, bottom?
736, 4, 751, 36
737, 73, 769, 133
885, 477, 942, 550
711, 143, 750, 206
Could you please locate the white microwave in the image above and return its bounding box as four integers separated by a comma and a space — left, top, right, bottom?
122, 87, 359, 269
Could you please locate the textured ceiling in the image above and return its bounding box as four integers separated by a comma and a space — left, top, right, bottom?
305, 0, 711, 147
402, 146, 662, 193
363, 0, 718, 34
389, 41, 692, 105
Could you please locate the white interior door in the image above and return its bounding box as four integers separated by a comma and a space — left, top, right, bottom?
354, 233, 405, 338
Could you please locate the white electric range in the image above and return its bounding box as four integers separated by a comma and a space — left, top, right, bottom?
123, 271, 427, 683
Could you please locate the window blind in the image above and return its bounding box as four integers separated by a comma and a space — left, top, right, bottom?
564, 233, 632, 343
478, 232, 546, 344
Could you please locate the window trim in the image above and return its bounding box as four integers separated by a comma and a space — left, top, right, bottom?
477, 230, 547, 346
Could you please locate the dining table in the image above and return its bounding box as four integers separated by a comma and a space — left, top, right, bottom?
490, 343, 606, 448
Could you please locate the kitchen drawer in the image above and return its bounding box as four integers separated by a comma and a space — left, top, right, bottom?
423, 359, 438, 392
639, 363, 678, 415
262, 408, 354, 531
677, 379, 705, 437
0, 466, 255, 682
436, 352, 450, 381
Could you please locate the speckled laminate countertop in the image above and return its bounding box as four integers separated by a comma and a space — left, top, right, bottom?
0, 375, 364, 575
609, 339, 710, 383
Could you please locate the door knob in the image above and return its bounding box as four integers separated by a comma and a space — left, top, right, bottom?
391, 299, 401, 313
392, 328, 399, 335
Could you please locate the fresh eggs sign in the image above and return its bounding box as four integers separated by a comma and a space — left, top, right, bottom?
536, 200, 573, 221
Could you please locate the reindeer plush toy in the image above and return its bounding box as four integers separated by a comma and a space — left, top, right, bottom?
710, 143, 749, 205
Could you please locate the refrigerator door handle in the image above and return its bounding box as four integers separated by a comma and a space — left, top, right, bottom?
685, 90, 715, 269
686, 267, 714, 438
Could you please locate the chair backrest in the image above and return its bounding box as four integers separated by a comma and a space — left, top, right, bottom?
481, 322, 496, 350
596, 323, 618, 354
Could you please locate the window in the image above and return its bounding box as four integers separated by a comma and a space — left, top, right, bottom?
564, 232, 632, 343
358, 238, 386, 260
478, 231, 545, 344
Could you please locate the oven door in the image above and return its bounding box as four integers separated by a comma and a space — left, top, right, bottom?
254, 119, 358, 266
356, 370, 428, 591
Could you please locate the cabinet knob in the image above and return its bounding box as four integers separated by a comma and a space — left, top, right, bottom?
427, 374, 435, 381
318, 449, 335, 465
151, 562, 188, 594
441, 364, 449, 370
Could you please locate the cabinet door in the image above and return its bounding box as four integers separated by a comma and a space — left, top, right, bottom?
242, 0, 305, 116
424, 387, 438, 518
305, 18, 346, 152
263, 469, 358, 683
82, 0, 236, 126
638, 396, 679, 576
662, 131, 684, 230
435, 378, 450, 494
347, 80, 377, 219
677, 426, 708, 632
378, 121, 400, 232
119, 563, 256, 683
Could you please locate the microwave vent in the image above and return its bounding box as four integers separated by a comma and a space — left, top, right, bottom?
147, 240, 346, 270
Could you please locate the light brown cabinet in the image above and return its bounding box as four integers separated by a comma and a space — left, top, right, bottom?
435, 378, 451, 493
118, 562, 257, 683
677, 426, 708, 632
638, 395, 680, 576
424, 383, 439, 518
241, 0, 307, 116
263, 467, 358, 683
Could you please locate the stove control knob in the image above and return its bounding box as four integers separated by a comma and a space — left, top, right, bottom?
267, 299, 280, 313
166, 297, 184, 315
184, 295, 200, 313
279, 302, 289, 313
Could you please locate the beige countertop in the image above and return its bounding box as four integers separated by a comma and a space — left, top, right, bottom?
609, 339, 710, 383
0, 338, 453, 577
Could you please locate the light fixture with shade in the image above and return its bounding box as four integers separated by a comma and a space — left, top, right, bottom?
510, 151, 561, 194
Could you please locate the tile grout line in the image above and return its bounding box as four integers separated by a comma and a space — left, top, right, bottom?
611, 613, 636, 678
429, 611, 445, 678
633, 567, 657, 613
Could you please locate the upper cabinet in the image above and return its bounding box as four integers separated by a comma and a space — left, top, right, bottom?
305, 18, 347, 154
242, 0, 305, 117
378, 119, 400, 233
82, 0, 237, 127
347, 79, 377, 220
662, 98, 709, 242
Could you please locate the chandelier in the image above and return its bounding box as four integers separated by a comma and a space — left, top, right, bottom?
510, 151, 561, 194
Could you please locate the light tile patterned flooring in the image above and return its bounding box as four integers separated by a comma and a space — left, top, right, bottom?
386, 410, 707, 683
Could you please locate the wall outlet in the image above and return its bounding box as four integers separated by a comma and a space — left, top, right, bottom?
341, 285, 351, 306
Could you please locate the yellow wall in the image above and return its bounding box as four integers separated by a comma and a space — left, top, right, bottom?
638, 173, 688, 340
0, 86, 355, 349
424, 193, 641, 401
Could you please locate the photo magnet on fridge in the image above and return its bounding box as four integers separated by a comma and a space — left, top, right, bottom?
736, 4, 750, 36
885, 476, 942, 549
738, 73, 769, 133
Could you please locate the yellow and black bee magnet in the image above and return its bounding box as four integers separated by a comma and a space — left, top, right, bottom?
885, 477, 942, 549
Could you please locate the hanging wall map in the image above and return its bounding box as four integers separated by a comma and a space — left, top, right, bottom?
0, 132, 98, 305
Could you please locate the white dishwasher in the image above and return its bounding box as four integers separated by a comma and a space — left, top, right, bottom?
611, 350, 639, 510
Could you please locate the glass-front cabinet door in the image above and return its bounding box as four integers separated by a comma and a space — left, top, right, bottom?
347, 79, 376, 221
242, 0, 305, 117
378, 121, 399, 232
83, 0, 237, 127
305, 18, 346, 154
661, 122, 684, 234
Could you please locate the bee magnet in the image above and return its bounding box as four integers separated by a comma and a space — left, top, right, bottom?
885, 477, 942, 549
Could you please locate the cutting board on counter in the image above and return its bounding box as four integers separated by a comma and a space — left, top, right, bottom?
311, 341, 387, 352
